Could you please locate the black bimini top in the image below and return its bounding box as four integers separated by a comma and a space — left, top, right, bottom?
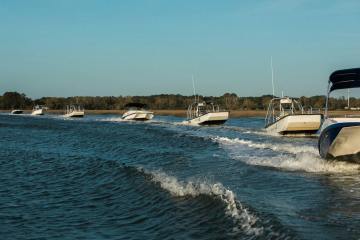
329, 68, 360, 92
124, 102, 148, 109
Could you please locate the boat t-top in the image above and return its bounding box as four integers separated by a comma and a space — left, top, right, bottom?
318, 68, 360, 162
265, 97, 323, 136
122, 103, 154, 121
31, 105, 47, 115
183, 101, 229, 125
10, 109, 23, 114
63, 105, 85, 118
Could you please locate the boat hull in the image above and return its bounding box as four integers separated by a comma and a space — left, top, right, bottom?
64, 111, 85, 118
184, 112, 229, 126
31, 109, 44, 115
318, 122, 360, 162
265, 114, 323, 136
122, 110, 154, 121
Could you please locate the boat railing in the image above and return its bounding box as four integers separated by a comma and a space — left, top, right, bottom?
304, 107, 323, 114
187, 102, 222, 120
265, 101, 276, 126
265, 97, 305, 127
187, 104, 193, 120
66, 105, 84, 114
344, 114, 360, 118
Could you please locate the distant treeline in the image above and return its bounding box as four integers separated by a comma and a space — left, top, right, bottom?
0, 91, 358, 110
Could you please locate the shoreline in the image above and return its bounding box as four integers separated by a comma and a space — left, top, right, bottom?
1, 109, 358, 118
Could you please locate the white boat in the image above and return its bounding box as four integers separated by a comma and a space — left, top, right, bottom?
182, 101, 229, 125
10, 109, 23, 114
63, 105, 85, 118
265, 97, 323, 136
122, 103, 153, 121
31, 105, 47, 115
318, 68, 360, 162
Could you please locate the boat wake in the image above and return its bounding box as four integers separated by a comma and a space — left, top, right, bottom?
141, 168, 264, 236
243, 153, 360, 173
173, 120, 201, 126
214, 137, 360, 174
220, 125, 283, 137
97, 117, 125, 122
96, 117, 174, 126
212, 136, 318, 155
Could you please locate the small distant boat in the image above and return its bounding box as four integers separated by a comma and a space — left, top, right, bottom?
122, 103, 154, 121
265, 97, 323, 136
183, 101, 229, 125
318, 68, 360, 162
182, 75, 229, 125
10, 109, 23, 114
64, 105, 85, 118
31, 105, 47, 115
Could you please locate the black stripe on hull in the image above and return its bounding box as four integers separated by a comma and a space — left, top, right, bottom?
132, 118, 150, 121
279, 130, 319, 136
198, 120, 227, 125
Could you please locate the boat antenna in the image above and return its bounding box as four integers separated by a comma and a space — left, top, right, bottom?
270, 56, 276, 120
192, 74, 197, 102
271, 56, 275, 98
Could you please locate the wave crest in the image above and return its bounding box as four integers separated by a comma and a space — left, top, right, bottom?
144, 169, 263, 236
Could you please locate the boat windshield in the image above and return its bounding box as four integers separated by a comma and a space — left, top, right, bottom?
127, 107, 144, 111
279, 102, 294, 117
327, 88, 360, 118
124, 103, 148, 111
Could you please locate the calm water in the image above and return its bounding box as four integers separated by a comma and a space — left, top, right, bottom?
1, 114, 360, 240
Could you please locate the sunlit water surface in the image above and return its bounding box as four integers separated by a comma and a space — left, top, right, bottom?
0, 114, 359, 239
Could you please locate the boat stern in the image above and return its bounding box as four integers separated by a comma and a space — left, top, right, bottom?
192, 111, 229, 125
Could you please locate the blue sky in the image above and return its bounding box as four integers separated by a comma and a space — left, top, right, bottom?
0, 0, 359, 98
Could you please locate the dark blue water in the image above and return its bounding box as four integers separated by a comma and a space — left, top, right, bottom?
1, 114, 359, 239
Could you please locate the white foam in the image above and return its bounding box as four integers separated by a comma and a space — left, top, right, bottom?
145, 169, 263, 236
174, 120, 199, 126
97, 117, 173, 125
213, 136, 318, 155
244, 129, 280, 137
213, 137, 360, 174
237, 153, 360, 174
96, 117, 127, 122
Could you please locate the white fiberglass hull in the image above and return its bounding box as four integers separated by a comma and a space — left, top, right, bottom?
327, 126, 360, 159
31, 109, 44, 115
183, 112, 229, 126
265, 114, 322, 136
122, 110, 154, 121
64, 111, 85, 118
318, 118, 360, 162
